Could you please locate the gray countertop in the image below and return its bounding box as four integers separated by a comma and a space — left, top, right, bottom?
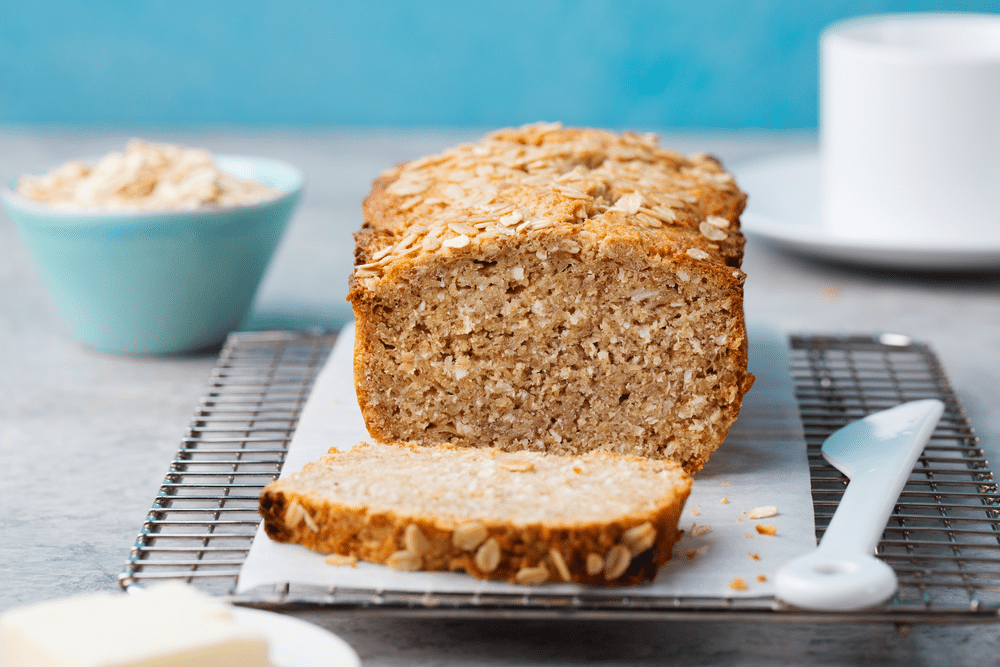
2, 129, 999, 666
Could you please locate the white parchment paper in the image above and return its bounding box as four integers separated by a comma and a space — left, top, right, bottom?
237, 322, 815, 598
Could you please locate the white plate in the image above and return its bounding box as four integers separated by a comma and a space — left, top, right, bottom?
233, 608, 360, 667
733, 151, 1000, 271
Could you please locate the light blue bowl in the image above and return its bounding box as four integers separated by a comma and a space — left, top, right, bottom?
2, 155, 303, 355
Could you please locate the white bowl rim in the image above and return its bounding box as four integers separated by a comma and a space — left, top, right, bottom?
2, 154, 305, 219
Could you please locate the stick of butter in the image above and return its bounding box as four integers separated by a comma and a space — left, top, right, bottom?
0, 583, 269, 667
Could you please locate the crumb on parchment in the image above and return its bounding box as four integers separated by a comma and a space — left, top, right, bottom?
690, 523, 712, 537
683, 545, 710, 559
748, 505, 778, 519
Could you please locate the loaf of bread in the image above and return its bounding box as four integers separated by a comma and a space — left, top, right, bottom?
348, 122, 754, 472
260, 441, 692, 585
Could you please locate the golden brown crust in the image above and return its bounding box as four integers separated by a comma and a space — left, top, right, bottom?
348, 123, 746, 293
260, 442, 692, 586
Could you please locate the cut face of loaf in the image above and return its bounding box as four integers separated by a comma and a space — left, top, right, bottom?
259, 442, 692, 586
348, 123, 755, 472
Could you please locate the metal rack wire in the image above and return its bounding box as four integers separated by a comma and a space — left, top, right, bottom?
120, 330, 336, 597
120, 330, 1000, 623
790, 333, 1000, 617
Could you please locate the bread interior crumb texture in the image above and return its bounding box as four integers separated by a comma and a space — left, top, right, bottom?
349, 123, 754, 472
276, 444, 688, 525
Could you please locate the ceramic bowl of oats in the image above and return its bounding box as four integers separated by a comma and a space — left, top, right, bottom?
2, 140, 303, 355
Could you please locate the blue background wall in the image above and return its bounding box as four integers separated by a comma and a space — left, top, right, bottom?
1, 1, 997, 130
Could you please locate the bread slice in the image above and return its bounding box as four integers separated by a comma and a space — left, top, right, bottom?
347, 123, 754, 473
259, 441, 692, 586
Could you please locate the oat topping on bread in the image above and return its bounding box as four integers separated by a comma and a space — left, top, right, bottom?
347, 122, 754, 473
351, 122, 745, 282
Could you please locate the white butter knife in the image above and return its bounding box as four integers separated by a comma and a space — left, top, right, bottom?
774, 398, 944, 611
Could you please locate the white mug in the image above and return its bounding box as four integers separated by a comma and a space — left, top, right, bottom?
820, 13, 1000, 244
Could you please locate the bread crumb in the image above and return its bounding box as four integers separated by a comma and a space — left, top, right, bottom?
748, 552, 760, 561
744, 533, 755, 539
737, 517, 744, 523
690, 524, 712, 538
756, 575, 767, 583
748, 506, 778, 519
720, 482, 730, 486
729, 577, 749, 591
683, 544, 710, 559
721, 497, 729, 504
324, 553, 358, 567
756, 524, 777, 536
690, 508, 700, 516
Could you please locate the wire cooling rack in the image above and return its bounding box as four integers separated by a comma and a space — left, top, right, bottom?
119, 330, 1000, 623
